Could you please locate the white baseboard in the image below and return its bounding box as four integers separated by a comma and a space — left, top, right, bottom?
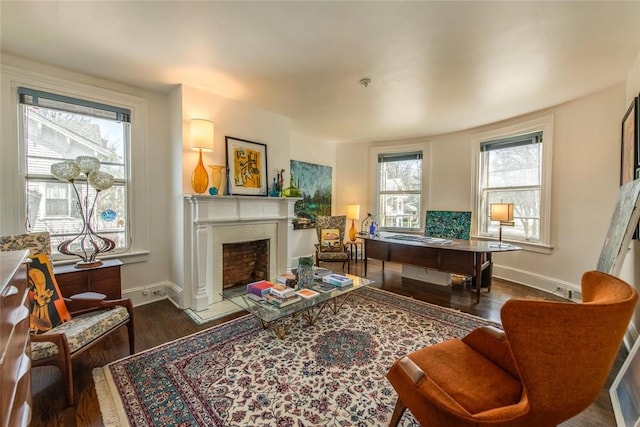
493, 264, 581, 301
123, 280, 176, 307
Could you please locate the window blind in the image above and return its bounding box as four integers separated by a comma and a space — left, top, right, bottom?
480, 131, 542, 152
378, 151, 423, 163
18, 87, 131, 122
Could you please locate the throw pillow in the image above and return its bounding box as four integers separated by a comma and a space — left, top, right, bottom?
320, 228, 342, 252
28, 254, 71, 334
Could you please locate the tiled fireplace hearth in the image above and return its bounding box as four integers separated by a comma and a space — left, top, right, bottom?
183, 195, 298, 319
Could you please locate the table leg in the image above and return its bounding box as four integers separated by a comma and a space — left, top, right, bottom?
483, 253, 493, 292
475, 253, 482, 304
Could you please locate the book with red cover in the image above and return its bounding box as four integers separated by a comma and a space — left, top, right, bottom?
247, 280, 275, 297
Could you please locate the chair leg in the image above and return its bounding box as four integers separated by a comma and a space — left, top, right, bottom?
62, 354, 74, 406
127, 320, 136, 354
123, 300, 136, 354
389, 398, 407, 427
55, 335, 74, 406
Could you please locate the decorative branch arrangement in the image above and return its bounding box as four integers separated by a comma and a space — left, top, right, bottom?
51, 156, 116, 268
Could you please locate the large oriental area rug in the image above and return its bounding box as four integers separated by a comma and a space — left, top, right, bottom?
93, 288, 499, 426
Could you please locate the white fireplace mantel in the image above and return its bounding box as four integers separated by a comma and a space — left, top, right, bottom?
183, 195, 299, 316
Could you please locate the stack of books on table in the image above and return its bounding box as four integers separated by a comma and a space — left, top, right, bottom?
311, 282, 335, 293
322, 273, 354, 288
313, 267, 332, 279
247, 280, 275, 297
276, 272, 296, 286
264, 283, 301, 308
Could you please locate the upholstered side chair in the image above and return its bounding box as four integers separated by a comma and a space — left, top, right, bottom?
386, 270, 637, 426
0, 231, 135, 406
314, 215, 350, 273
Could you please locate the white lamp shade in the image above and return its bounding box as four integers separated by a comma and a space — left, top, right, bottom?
347, 204, 360, 220
190, 119, 214, 152
490, 203, 514, 222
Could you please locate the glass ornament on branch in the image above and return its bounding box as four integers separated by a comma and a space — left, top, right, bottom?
50, 156, 116, 268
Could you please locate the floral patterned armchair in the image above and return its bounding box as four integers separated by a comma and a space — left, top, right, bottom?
314, 215, 350, 273
0, 232, 135, 406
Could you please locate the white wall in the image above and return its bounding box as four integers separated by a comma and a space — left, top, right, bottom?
337, 83, 627, 294
335, 142, 369, 230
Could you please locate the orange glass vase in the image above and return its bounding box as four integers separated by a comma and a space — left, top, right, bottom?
191, 149, 209, 193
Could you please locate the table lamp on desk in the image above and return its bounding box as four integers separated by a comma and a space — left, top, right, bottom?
490, 202, 514, 247
347, 204, 360, 241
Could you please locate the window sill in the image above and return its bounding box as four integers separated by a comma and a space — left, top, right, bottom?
472, 235, 553, 254
52, 249, 150, 267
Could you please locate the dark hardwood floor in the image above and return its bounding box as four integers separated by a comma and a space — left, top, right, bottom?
30, 260, 622, 426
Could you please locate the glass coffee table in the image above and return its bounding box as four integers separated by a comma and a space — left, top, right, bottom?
222, 274, 374, 339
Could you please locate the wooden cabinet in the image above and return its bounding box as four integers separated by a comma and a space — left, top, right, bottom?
54, 259, 122, 299
0, 250, 31, 427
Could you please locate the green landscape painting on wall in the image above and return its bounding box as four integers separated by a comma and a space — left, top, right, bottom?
290, 160, 332, 230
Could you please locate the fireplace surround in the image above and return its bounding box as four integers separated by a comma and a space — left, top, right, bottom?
183, 195, 298, 318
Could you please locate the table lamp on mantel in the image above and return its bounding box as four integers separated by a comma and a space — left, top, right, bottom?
190, 119, 214, 194
347, 204, 360, 242
490, 202, 514, 247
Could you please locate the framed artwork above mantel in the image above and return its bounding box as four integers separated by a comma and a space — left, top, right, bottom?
225, 136, 268, 196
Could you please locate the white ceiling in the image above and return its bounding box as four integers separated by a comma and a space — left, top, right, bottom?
2, 1, 640, 144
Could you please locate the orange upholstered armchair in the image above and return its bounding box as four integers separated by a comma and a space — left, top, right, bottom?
386, 270, 637, 426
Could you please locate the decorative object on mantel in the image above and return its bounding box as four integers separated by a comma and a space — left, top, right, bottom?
282, 170, 302, 197
225, 136, 268, 196
207, 165, 226, 196
190, 119, 214, 194
346, 204, 360, 241
50, 156, 116, 268
270, 168, 285, 197
290, 160, 332, 230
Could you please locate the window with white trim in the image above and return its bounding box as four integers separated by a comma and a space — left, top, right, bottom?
19, 87, 131, 253
377, 151, 423, 230
478, 131, 545, 243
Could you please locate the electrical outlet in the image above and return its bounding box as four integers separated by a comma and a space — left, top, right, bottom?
152, 290, 162, 296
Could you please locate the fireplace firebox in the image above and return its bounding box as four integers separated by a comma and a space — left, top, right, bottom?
223, 239, 269, 289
